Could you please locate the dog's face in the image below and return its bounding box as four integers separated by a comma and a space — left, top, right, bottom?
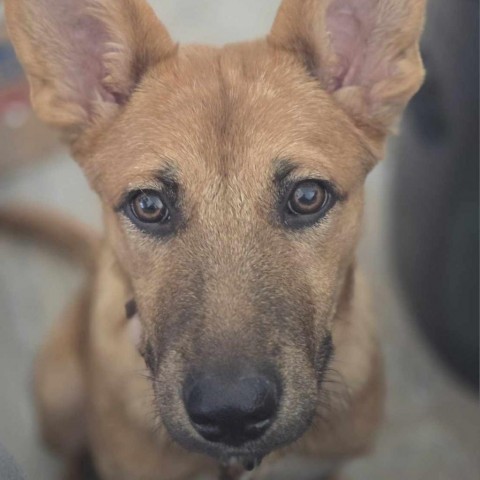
6, 0, 425, 466
96, 45, 371, 462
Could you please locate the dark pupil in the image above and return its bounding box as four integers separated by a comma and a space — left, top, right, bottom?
136, 193, 166, 221
295, 186, 318, 206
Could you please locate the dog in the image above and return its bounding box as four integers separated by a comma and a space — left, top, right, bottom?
3, 0, 426, 479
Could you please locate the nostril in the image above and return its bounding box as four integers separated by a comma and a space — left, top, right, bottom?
192, 422, 224, 443
243, 418, 271, 438
189, 411, 215, 426
188, 412, 227, 442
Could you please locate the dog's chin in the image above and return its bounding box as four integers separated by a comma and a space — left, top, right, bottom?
158, 404, 317, 468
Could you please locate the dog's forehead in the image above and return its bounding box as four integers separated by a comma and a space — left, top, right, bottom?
91, 42, 373, 205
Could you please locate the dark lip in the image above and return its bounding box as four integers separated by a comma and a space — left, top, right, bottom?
168, 431, 272, 460
159, 415, 274, 463
159, 405, 317, 468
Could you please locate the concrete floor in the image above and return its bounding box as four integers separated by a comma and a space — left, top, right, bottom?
0, 1, 478, 479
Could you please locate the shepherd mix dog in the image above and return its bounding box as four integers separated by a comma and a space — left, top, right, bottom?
3, 0, 426, 478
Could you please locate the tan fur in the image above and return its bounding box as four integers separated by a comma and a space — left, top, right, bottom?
0, 206, 100, 269
4, 1, 425, 479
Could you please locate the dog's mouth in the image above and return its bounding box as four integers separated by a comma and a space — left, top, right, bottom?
160, 422, 281, 472
156, 382, 318, 472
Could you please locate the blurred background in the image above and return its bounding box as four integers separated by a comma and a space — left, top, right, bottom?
0, 1, 478, 479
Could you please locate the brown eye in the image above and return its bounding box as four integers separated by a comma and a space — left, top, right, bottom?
131, 191, 169, 223
287, 181, 327, 215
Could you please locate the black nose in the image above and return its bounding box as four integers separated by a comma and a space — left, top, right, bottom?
184, 372, 280, 446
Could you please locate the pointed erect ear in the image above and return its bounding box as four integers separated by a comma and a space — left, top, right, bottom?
268, 0, 426, 136
5, 0, 176, 143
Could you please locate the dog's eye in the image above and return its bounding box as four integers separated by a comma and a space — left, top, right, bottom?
282, 180, 335, 228
131, 191, 170, 223
122, 189, 175, 236
287, 181, 327, 215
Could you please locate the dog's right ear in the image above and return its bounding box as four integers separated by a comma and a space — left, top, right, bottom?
5, 0, 175, 145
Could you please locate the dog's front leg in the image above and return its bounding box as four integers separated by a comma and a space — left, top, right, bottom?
34, 288, 91, 465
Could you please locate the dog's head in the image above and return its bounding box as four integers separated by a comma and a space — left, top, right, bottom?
6, 0, 425, 466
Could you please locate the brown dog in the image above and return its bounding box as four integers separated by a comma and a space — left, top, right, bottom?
3, 0, 426, 479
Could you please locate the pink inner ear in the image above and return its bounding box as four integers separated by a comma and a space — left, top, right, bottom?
69, 16, 115, 103
325, 0, 381, 90
42, 0, 119, 112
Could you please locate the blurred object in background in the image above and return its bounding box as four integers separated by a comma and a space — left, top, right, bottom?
392, 0, 479, 391
0, 2, 58, 174
0, 441, 24, 480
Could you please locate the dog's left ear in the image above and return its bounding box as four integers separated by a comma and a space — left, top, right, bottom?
269, 0, 426, 138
